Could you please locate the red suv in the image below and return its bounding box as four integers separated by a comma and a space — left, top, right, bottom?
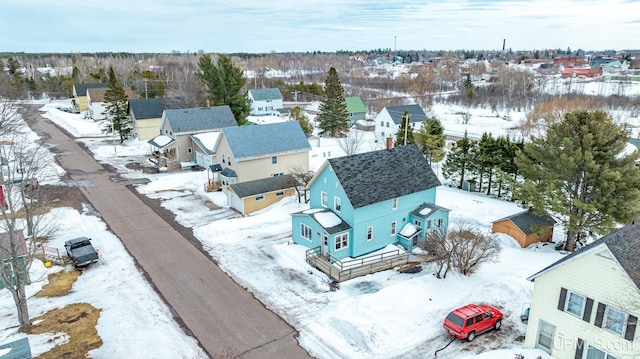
443, 304, 503, 341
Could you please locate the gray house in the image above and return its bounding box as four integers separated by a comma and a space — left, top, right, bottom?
345, 97, 367, 127
148, 105, 237, 168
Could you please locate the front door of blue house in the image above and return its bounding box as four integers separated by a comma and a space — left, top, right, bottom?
321, 234, 328, 256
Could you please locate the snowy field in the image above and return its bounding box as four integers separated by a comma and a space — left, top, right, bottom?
1, 77, 639, 358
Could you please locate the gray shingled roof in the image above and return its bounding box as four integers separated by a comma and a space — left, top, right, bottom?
293, 208, 353, 235
249, 88, 283, 101
328, 144, 440, 209
129, 97, 187, 120
384, 104, 427, 125
529, 220, 640, 289
222, 122, 311, 160
630, 138, 640, 149
410, 202, 451, 219
495, 210, 556, 235
74, 83, 108, 96
220, 167, 237, 177
164, 105, 237, 134
230, 174, 294, 198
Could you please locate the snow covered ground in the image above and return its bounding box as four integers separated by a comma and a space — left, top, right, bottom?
2, 77, 639, 359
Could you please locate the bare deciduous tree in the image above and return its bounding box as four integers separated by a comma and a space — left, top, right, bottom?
0, 104, 59, 329
422, 226, 500, 278
288, 166, 314, 203
338, 130, 364, 156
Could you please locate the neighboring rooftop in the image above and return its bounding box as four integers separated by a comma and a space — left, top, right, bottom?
128, 97, 188, 120
248, 88, 283, 101
494, 210, 556, 235
383, 104, 427, 124
230, 174, 294, 198
345, 97, 367, 113
164, 105, 237, 134
73, 83, 108, 96
529, 220, 640, 289
222, 121, 311, 161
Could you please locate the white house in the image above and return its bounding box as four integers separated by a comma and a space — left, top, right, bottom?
248, 88, 283, 116
374, 104, 427, 141
524, 221, 640, 358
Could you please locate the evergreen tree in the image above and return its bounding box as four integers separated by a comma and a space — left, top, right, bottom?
103, 66, 132, 143
417, 116, 445, 164
139, 70, 165, 98
442, 132, 475, 189
289, 106, 313, 134
317, 67, 349, 136
197, 54, 250, 125
514, 110, 640, 251
394, 110, 415, 147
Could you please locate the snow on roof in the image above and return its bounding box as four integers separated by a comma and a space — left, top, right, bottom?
419, 207, 432, 216
303, 208, 324, 214
152, 135, 174, 147
399, 223, 417, 237
192, 132, 220, 151
314, 211, 342, 228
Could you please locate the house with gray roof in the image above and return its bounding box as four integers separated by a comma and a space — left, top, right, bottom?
248, 88, 283, 115
491, 210, 556, 248
128, 97, 187, 140
374, 104, 427, 141
72, 83, 108, 112
292, 144, 448, 261
524, 220, 640, 358
148, 105, 238, 167
228, 174, 296, 215
213, 121, 311, 192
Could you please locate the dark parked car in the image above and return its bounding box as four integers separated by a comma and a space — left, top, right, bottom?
443, 304, 503, 341
64, 237, 99, 267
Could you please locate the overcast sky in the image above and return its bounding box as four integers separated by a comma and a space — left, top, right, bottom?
3, 0, 639, 54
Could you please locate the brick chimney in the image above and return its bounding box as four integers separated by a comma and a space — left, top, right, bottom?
206, 99, 211, 108
386, 137, 393, 150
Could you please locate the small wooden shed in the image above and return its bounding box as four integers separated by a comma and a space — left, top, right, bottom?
491, 210, 556, 248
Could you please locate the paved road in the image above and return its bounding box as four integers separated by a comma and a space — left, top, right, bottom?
28, 107, 313, 359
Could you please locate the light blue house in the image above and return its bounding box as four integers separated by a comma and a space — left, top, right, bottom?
291, 144, 449, 260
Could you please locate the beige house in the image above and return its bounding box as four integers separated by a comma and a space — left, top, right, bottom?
214, 121, 311, 190
128, 97, 188, 140
149, 105, 237, 169
87, 87, 138, 120
228, 174, 296, 215
524, 221, 639, 358
72, 83, 108, 112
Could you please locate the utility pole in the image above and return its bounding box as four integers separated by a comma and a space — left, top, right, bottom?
404, 112, 409, 146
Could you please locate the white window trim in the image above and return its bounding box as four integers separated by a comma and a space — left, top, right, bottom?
367, 226, 374, 242
335, 233, 349, 251
391, 221, 397, 236
255, 195, 264, 201
334, 196, 341, 212
585, 344, 619, 359
564, 290, 586, 318
321, 191, 328, 207
603, 305, 627, 337
300, 223, 312, 241
392, 197, 399, 210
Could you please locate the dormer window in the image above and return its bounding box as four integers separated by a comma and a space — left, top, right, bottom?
392, 197, 399, 210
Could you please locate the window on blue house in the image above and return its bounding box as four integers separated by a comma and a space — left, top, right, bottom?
321, 191, 328, 207
300, 223, 312, 241
367, 226, 374, 241
335, 233, 348, 250
392, 197, 398, 210
391, 221, 397, 235
437, 218, 444, 228
334, 196, 341, 212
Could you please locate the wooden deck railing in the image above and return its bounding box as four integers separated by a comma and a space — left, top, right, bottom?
305, 247, 410, 282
